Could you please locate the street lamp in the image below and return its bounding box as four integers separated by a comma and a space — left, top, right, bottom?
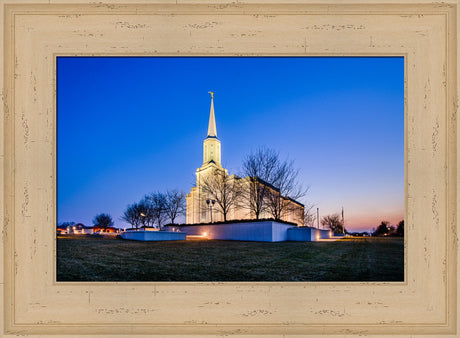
140, 212, 146, 230
206, 199, 216, 223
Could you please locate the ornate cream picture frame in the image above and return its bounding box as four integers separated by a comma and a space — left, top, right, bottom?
1, 0, 458, 336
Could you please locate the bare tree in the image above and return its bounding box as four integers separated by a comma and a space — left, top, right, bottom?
373, 220, 390, 237
58, 221, 75, 228
240, 147, 280, 219
321, 213, 345, 234
121, 199, 156, 229
200, 168, 241, 222
145, 192, 167, 229
92, 213, 114, 230
120, 203, 142, 229
265, 158, 308, 221
164, 190, 186, 224
138, 198, 156, 228
241, 147, 307, 221
304, 203, 317, 227
396, 220, 404, 236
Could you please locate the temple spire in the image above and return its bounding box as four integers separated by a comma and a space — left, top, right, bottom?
207, 91, 217, 138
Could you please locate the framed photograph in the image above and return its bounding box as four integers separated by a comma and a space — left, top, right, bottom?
56, 56, 404, 283
1, 0, 458, 336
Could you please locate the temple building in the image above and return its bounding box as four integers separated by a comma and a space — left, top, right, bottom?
186, 93, 304, 226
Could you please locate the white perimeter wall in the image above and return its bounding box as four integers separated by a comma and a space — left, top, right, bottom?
120, 231, 186, 241
171, 221, 294, 242
287, 227, 332, 241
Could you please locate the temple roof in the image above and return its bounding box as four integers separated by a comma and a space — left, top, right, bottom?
207, 93, 217, 138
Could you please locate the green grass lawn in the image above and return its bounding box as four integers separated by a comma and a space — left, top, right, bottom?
56, 236, 404, 282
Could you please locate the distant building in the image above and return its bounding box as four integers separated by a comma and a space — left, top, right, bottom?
66, 223, 94, 235
186, 94, 304, 226
56, 223, 119, 235
93, 226, 118, 233
56, 226, 68, 235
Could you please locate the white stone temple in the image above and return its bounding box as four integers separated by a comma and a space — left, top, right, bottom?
186, 93, 304, 226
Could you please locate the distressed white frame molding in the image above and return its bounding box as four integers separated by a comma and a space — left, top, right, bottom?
1, 1, 458, 336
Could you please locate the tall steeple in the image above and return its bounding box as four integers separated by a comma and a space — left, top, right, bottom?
202, 92, 221, 166
207, 91, 217, 138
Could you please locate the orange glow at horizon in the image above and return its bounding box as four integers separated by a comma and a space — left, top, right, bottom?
344, 211, 404, 232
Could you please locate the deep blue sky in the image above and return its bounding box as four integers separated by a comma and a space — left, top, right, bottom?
57, 57, 404, 232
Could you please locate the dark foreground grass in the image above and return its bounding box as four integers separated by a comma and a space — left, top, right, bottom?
57, 236, 404, 282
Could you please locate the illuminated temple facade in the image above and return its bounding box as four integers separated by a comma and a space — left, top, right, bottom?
186, 94, 304, 226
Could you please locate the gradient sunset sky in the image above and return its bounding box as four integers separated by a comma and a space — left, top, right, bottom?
57, 57, 404, 232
